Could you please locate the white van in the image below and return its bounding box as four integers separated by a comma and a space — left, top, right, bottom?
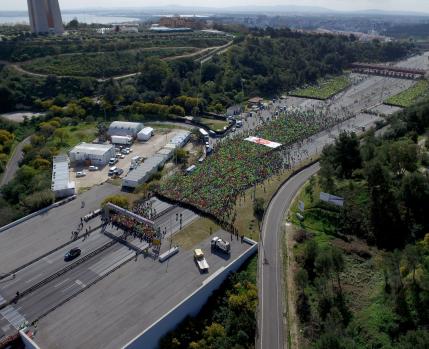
108, 166, 117, 176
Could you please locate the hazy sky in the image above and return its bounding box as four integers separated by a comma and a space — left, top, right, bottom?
3, 0, 429, 12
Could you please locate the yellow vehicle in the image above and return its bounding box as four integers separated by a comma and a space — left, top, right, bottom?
194, 248, 209, 272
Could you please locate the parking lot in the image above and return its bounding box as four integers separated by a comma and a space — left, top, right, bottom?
70, 129, 184, 189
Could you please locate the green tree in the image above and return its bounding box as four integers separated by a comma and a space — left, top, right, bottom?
101, 195, 129, 209
333, 132, 362, 178
253, 197, 265, 227
54, 128, 69, 146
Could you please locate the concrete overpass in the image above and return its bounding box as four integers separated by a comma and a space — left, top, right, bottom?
351, 62, 426, 80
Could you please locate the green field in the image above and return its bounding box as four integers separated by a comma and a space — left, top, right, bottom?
196, 117, 229, 131
385, 79, 429, 107
290, 75, 351, 100
21, 47, 198, 78
46, 122, 97, 152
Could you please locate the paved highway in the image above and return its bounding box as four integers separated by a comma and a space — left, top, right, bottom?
0, 227, 148, 338
0, 231, 112, 301
258, 163, 320, 349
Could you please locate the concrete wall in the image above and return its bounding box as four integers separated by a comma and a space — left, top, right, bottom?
20, 330, 41, 349
122, 241, 258, 349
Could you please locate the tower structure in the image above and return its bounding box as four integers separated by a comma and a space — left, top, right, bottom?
27, 0, 64, 34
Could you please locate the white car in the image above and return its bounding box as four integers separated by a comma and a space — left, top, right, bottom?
119, 154, 125, 159
231, 127, 236, 132
88, 166, 99, 171
76, 171, 86, 178
121, 149, 130, 155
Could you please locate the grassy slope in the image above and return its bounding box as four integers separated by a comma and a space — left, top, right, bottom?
290, 75, 351, 100
46, 123, 97, 152
385, 79, 429, 108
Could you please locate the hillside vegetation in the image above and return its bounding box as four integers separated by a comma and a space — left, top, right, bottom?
288, 98, 429, 349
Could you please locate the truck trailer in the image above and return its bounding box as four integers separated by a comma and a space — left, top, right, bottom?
111, 135, 132, 145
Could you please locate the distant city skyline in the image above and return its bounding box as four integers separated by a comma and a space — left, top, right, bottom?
2, 0, 429, 13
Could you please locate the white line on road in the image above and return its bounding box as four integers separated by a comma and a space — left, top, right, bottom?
75, 279, 86, 288
53, 278, 70, 288
25, 273, 42, 284
61, 282, 77, 293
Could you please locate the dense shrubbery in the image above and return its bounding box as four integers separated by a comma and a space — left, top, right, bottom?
0, 31, 229, 62
292, 98, 429, 348
22, 47, 198, 78
160, 256, 257, 349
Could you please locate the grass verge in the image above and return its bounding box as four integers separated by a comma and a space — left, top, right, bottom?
169, 217, 221, 250
233, 157, 316, 241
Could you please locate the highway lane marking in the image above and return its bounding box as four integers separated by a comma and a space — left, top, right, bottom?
61, 282, 78, 293
75, 279, 86, 288
53, 278, 70, 288
0, 305, 27, 329
25, 273, 42, 284
42, 256, 53, 264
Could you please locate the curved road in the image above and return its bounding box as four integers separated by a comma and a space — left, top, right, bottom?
0, 136, 31, 187
258, 162, 320, 349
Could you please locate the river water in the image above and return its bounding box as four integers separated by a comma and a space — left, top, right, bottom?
0, 14, 139, 25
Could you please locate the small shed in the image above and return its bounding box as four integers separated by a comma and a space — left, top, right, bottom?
137, 127, 154, 142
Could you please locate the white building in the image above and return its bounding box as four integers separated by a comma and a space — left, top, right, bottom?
69, 143, 115, 166
122, 131, 191, 189
108, 121, 144, 138
137, 127, 154, 142
51, 155, 75, 198
27, 0, 64, 34
122, 155, 167, 188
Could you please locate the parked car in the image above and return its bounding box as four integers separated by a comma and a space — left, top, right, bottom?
114, 168, 124, 176
121, 148, 130, 155
64, 248, 81, 261
231, 127, 236, 132
76, 171, 86, 178
119, 154, 125, 159
108, 166, 117, 176
108, 158, 118, 166
88, 166, 99, 171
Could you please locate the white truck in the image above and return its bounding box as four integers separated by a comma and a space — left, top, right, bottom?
111, 135, 132, 145
211, 237, 231, 254
194, 248, 209, 272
